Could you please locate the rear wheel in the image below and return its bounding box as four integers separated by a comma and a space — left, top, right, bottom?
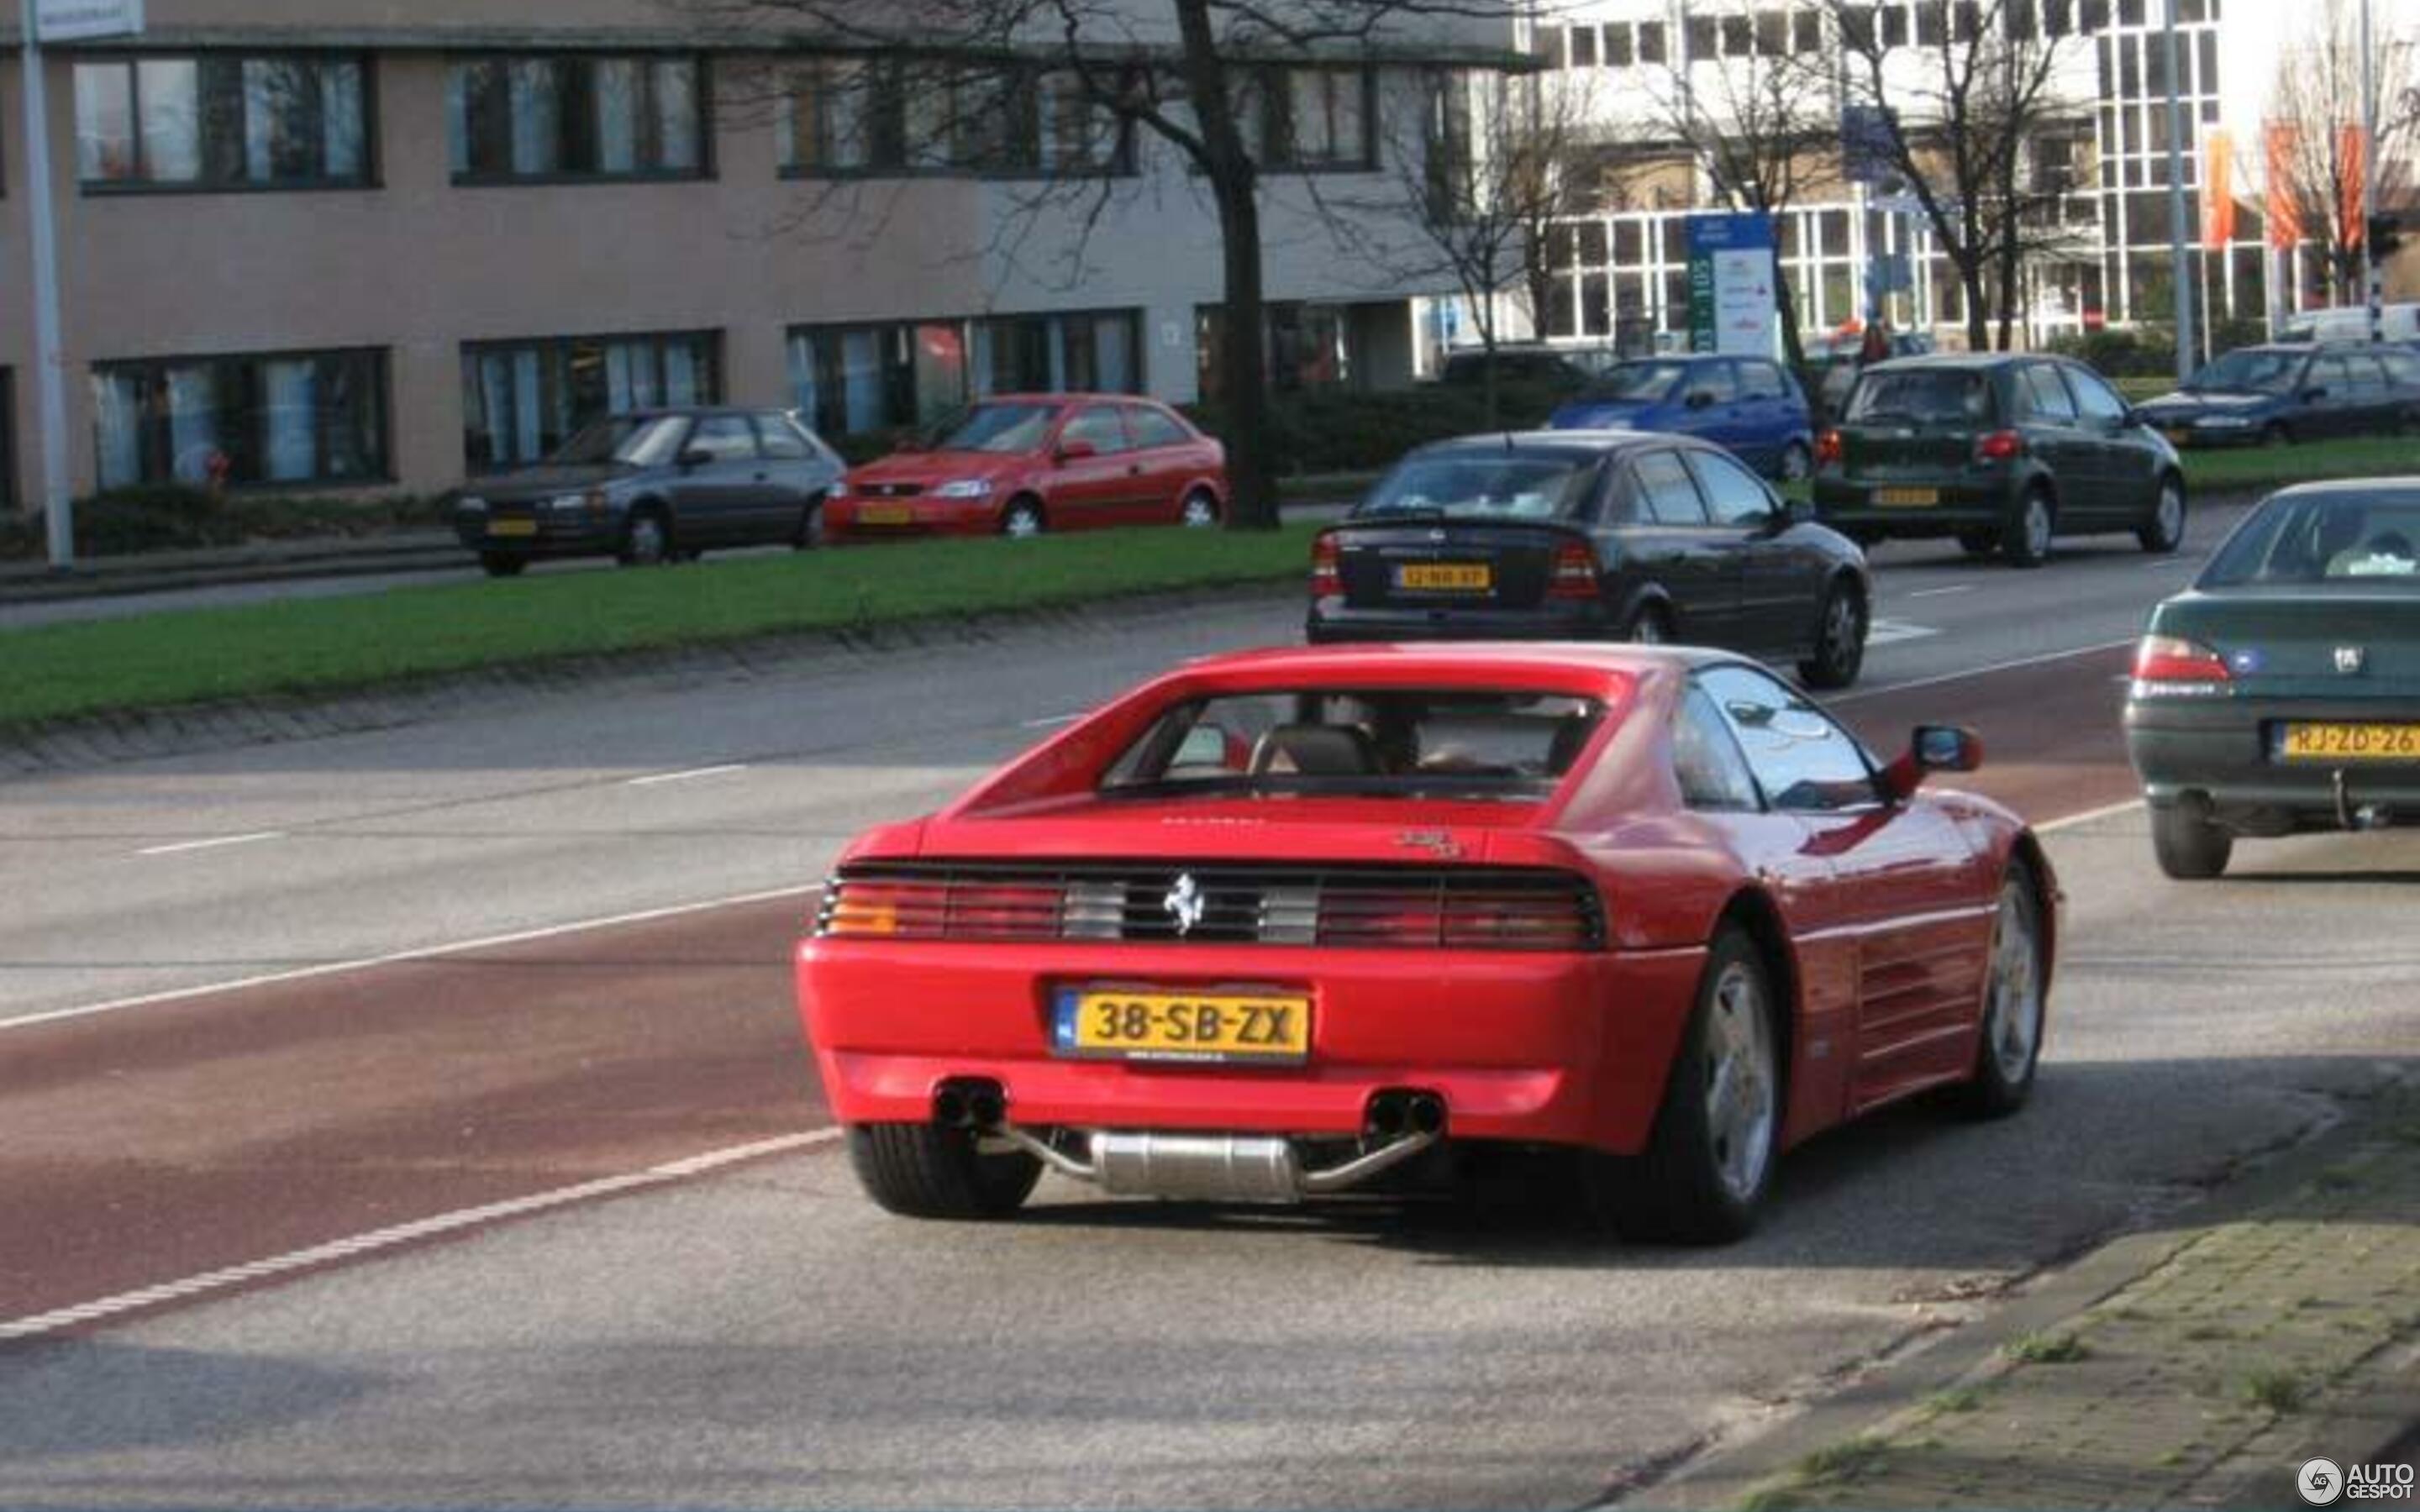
1777, 441, 1813, 483
1000, 497, 1046, 539
1950, 860, 2047, 1118
2151, 804, 2233, 880
1180, 488, 1219, 528
2002, 488, 2054, 570
848, 1124, 1042, 1221
1581, 927, 1779, 1245
618, 507, 671, 567
478, 552, 526, 579
1623, 605, 1672, 645
2138, 475, 2187, 554
1797, 579, 1867, 690
792, 497, 823, 550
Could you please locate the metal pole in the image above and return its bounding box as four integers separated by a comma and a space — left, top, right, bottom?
19, 0, 74, 569
2163, 0, 2194, 384
2363, 0, 2381, 340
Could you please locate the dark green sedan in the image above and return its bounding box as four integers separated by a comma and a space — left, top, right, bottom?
1813, 354, 2186, 568
2125, 481, 2420, 878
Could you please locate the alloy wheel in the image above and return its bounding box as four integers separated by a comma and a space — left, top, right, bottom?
1983, 880, 2044, 1085
1702, 962, 1776, 1203
1181, 491, 1218, 528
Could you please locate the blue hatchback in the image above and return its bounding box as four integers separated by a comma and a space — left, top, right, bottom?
1548, 354, 1815, 481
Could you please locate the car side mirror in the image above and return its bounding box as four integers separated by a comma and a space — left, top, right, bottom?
1056, 439, 1097, 463
676, 447, 714, 470
1881, 724, 1983, 801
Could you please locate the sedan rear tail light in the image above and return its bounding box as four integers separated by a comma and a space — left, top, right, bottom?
1975, 429, 2026, 463
1815, 429, 1843, 468
2131, 634, 2233, 694
1548, 540, 1599, 600
1310, 533, 1342, 597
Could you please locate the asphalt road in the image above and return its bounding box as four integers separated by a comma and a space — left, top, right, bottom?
13, 493, 2412, 1510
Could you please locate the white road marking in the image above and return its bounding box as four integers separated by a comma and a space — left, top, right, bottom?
1905, 585, 1975, 600
134, 832, 286, 858
2037, 798, 2145, 833
1832, 638, 2136, 703
0, 1128, 844, 1344
2, 883, 823, 1034
1021, 712, 1086, 729
1865, 618, 1939, 647
625, 764, 749, 787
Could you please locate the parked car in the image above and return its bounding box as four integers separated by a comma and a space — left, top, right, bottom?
1808, 329, 1938, 418
2125, 480, 2420, 879
1439, 344, 1598, 391
2275, 302, 2420, 344
823, 395, 1227, 541
1549, 354, 1818, 480
2136, 344, 2420, 448
799, 642, 2055, 1243
453, 407, 844, 577
1306, 431, 1871, 688
1812, 354, 2186, 569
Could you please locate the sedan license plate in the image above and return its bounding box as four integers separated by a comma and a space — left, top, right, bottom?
1395, 562, 1493, 593
855, 503, 913, 526
1872, 488, 1940, 507
486, 518, 538, 538
1052, 987, 1311, 1063
2279, 722, 2420, 761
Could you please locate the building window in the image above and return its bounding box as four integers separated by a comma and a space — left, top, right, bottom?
460, 332, 719, 470
1264, 67, 1372, 171
92, 349, 387, 490
448, 55, 704, 182
1196, 302, 1350, 398
1567, 24, 1598, 67
779, 59, 1129, 177
74, 55, 371, 189
784, 311, 1141, 439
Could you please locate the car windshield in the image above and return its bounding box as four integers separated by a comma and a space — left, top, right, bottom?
1580, 363, 1688, 402
2203, 496, 2420, 587
1357, 456, 1591, 521
1102, 689, 1612, 801
929, 403, 1060, 454
1844, 370, 1991, 426
550, 415, 691, 468
2186, 350, 2301, 394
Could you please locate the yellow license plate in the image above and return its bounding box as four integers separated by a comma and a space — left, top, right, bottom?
1054, 987, 1311, 1063
1873, 488, 1940, 507
855, 503, 913, 525
2281, 722, 2420, 760
486, 518, 538, 538
1396, 563, 1493, 592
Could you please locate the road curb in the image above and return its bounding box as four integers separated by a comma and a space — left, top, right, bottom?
0, 533, 462, 604
1618, 1068, 2420, 1510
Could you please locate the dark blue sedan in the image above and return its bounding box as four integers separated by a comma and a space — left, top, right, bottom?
1548, 355, 1815, 481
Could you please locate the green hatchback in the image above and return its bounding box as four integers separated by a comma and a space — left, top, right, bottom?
1813, 354, 2187, 568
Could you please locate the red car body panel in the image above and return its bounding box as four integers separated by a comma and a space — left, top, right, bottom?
796, 644, 2054, 1160
824, 393, 1227, 539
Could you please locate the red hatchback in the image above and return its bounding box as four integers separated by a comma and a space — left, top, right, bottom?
797, 644, 2059, 1243
824, 394, 1228, 540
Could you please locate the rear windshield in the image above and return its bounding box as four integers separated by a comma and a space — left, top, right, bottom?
2187, 349, 2302, 393
1102, 689, 1611, 801
1844, 370, 1992, 426
1581, 363, 1688, 402
1357, 456, 1591, 521
2203, 496, 2420, 587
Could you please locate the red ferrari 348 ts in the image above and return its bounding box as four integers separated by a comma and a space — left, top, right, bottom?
797, 644, 2057, 1243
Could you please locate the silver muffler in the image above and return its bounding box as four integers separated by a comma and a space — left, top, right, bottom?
985, 1092, 1446, 1204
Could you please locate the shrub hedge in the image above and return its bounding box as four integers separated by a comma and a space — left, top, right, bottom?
0, 485, 449, 561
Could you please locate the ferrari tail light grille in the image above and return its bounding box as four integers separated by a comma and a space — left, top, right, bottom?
817, 864, 1604, 952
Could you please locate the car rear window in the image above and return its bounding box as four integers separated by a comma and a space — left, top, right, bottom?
1844, 370, 1991, 426
1102, 689, 1612, 801
2203, 496, 2420, 587
1358, 455, 1591, 521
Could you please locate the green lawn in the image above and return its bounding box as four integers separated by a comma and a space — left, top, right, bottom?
2181, 435, 2420, 493
0, 525, 1319, 728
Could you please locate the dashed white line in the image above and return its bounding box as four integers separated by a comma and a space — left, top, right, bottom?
134, 832, 287, 858
1021, 712, 1086, 729
1833, 639, 2136, 703
0, 1128, 844, 1344
625, 764, 749, 787
1905, 584, 1975, 600
2037, 797, 2145, 833
1866, 618, 1940, 647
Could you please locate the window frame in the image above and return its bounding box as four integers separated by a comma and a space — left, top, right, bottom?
447, 53, 712, 187
1630, 449, 1711, 526
1262, 65, 1378, 174
1697, 663, 1886, 815
460, 329, 725, 472
91, 345, 393, 491
1672, 680, 1764, 812
74, 51, 379, 195
1682, 447, 1779, 528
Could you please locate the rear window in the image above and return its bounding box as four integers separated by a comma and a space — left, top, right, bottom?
1358, 455, 1591, 521
1844, 370, 1992, 426
2203, 496, 2420, 588
1102, 689, 1612, 801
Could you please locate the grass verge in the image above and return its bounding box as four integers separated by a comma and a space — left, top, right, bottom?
2181, 436, 2420, 494
0, 524, 1320, 728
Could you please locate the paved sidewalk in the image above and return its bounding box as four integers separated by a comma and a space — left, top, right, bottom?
1649, 1076, 2420, 1510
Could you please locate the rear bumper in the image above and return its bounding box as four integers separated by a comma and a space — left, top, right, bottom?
1812, 479, 2013, 537
1307, 601, 1615, 643
2126, 697, 2420, 828
454, 516, 620, 557
797, 938, 1704, 1155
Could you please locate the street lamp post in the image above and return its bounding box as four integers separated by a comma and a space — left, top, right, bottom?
2363, 0, 2381, 342
18, 0, 75, 569
2163, 0, 2195, 385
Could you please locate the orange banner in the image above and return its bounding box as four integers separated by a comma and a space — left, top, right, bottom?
2203, 129, 2236, 248
2267, 123, 2304, 250
2340, 123, 2368, 248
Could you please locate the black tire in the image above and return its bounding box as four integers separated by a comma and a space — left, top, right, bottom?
1797, 578, 1867, 690
1949, 858, 2048, 1119
2151, 804, 2234, 880
1777, 441, 1813, 483
1180, 487, 1220, 528
1000, 497, 1046, 539
478, 552, 526, 579
2002, 487, 2054, 570
1956, 528, 2000, 558
1580, 927, 1781, 1245
2138, 474, 2187, 554
618, 507, 672, 567
847, 1123, 1043, 1221
792, 496, 823, 550
1623, 604, 1673, 646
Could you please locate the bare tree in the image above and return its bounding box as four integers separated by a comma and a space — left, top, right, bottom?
680, 0, 1528, 529
2265, 0, 2420, 304
1817, 0, 2092, 351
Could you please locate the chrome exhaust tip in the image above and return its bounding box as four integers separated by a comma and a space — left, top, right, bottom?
987, 1121, 1443, 1204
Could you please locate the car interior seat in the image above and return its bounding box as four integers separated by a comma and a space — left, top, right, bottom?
1249, 725, 1380, 776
